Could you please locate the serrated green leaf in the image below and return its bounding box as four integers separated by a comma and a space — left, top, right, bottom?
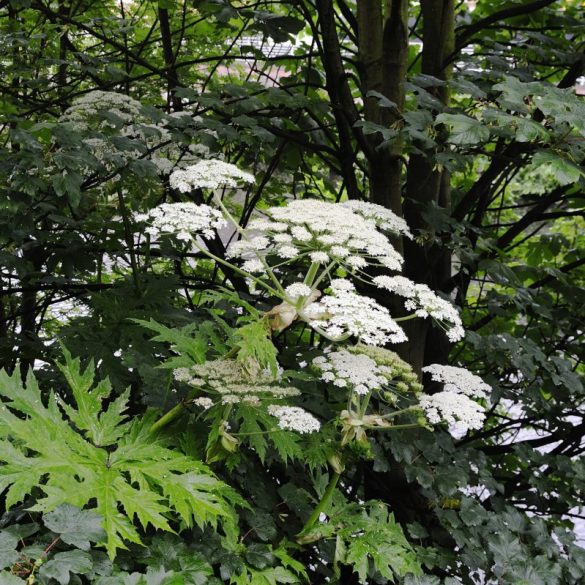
0, 361, 238, 559
234, 320, 279, 377
131, 319, 212, 366
331, 501, 421, 582
56, 346, 130, 446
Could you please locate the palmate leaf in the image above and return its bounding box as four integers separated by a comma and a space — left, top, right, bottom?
0, 358, 239, 559
331, 501, 422, 583
132, 318, 224, 368
235, 405, 301, 464
233, 320, 279, 378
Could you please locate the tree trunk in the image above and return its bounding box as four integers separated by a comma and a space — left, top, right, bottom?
402, 0, 454, 373
357, 0, 409, 216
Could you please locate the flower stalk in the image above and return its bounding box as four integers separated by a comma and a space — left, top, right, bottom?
296, 471, 341, 543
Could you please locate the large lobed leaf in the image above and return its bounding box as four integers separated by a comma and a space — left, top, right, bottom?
0, 350, 240, 559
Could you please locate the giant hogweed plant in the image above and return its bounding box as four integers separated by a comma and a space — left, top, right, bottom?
0, 158, 491, 583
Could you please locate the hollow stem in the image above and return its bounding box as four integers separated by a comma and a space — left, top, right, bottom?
394, 313, 418, 322
149, 397, 193, 434
297, 471, 341, 538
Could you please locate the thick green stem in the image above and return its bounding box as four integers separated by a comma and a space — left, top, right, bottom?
297, 471, 341, 538
303, 261, 320, 287
149, 399, 190, 434
394, 313, 419, 322
311, 260, 337, 290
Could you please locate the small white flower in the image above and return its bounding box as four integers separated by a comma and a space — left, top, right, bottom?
419, 391, 485, 434
310, 251, 329, 263
330, 245, 350, 258
346, 255, 367, 269
267, 405, 321, 433
285, 282, 313, 299
422, 364, 491, 399
291, 226, 312, 241
274, 233, 293, 243
169, 159, 254, 191
277, 245, 300, 259
242, 259, 266, 273
193, 397, 214, 410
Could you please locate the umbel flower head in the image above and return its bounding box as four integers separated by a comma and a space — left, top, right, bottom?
135, 202, 226, 241
302, 279, 407, 346
312, 345, 422, 396
174, 359, 300, 403
169, 159, 255, 192
422, 363, 491, 398
267, 405, 321, 434
313, 350, 392, 395
419, 392, 485, 434
373, 275, 465, 342
58, 90, 175, 176
418, 363, 491, 434
227, 198, 405, 273
60, 90, 143, 131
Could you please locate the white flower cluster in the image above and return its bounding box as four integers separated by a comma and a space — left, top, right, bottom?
169, 159, 255, 192
193, 397, 214, 410
174, 359, 300, 405
285, 282, 313, 300
302, 279, 407, 346
60, 91, 143, 130
418, 363, 490, 434
422, 364, 491, 399
135, 202, 226, 241
373, 275, 465, 342
419, 392, 485, 434
342, 200, 412, 239
267, 405, 321, 434
312, 350, 392, 395
60, 91, 179, 177
227, 199, 404, 272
